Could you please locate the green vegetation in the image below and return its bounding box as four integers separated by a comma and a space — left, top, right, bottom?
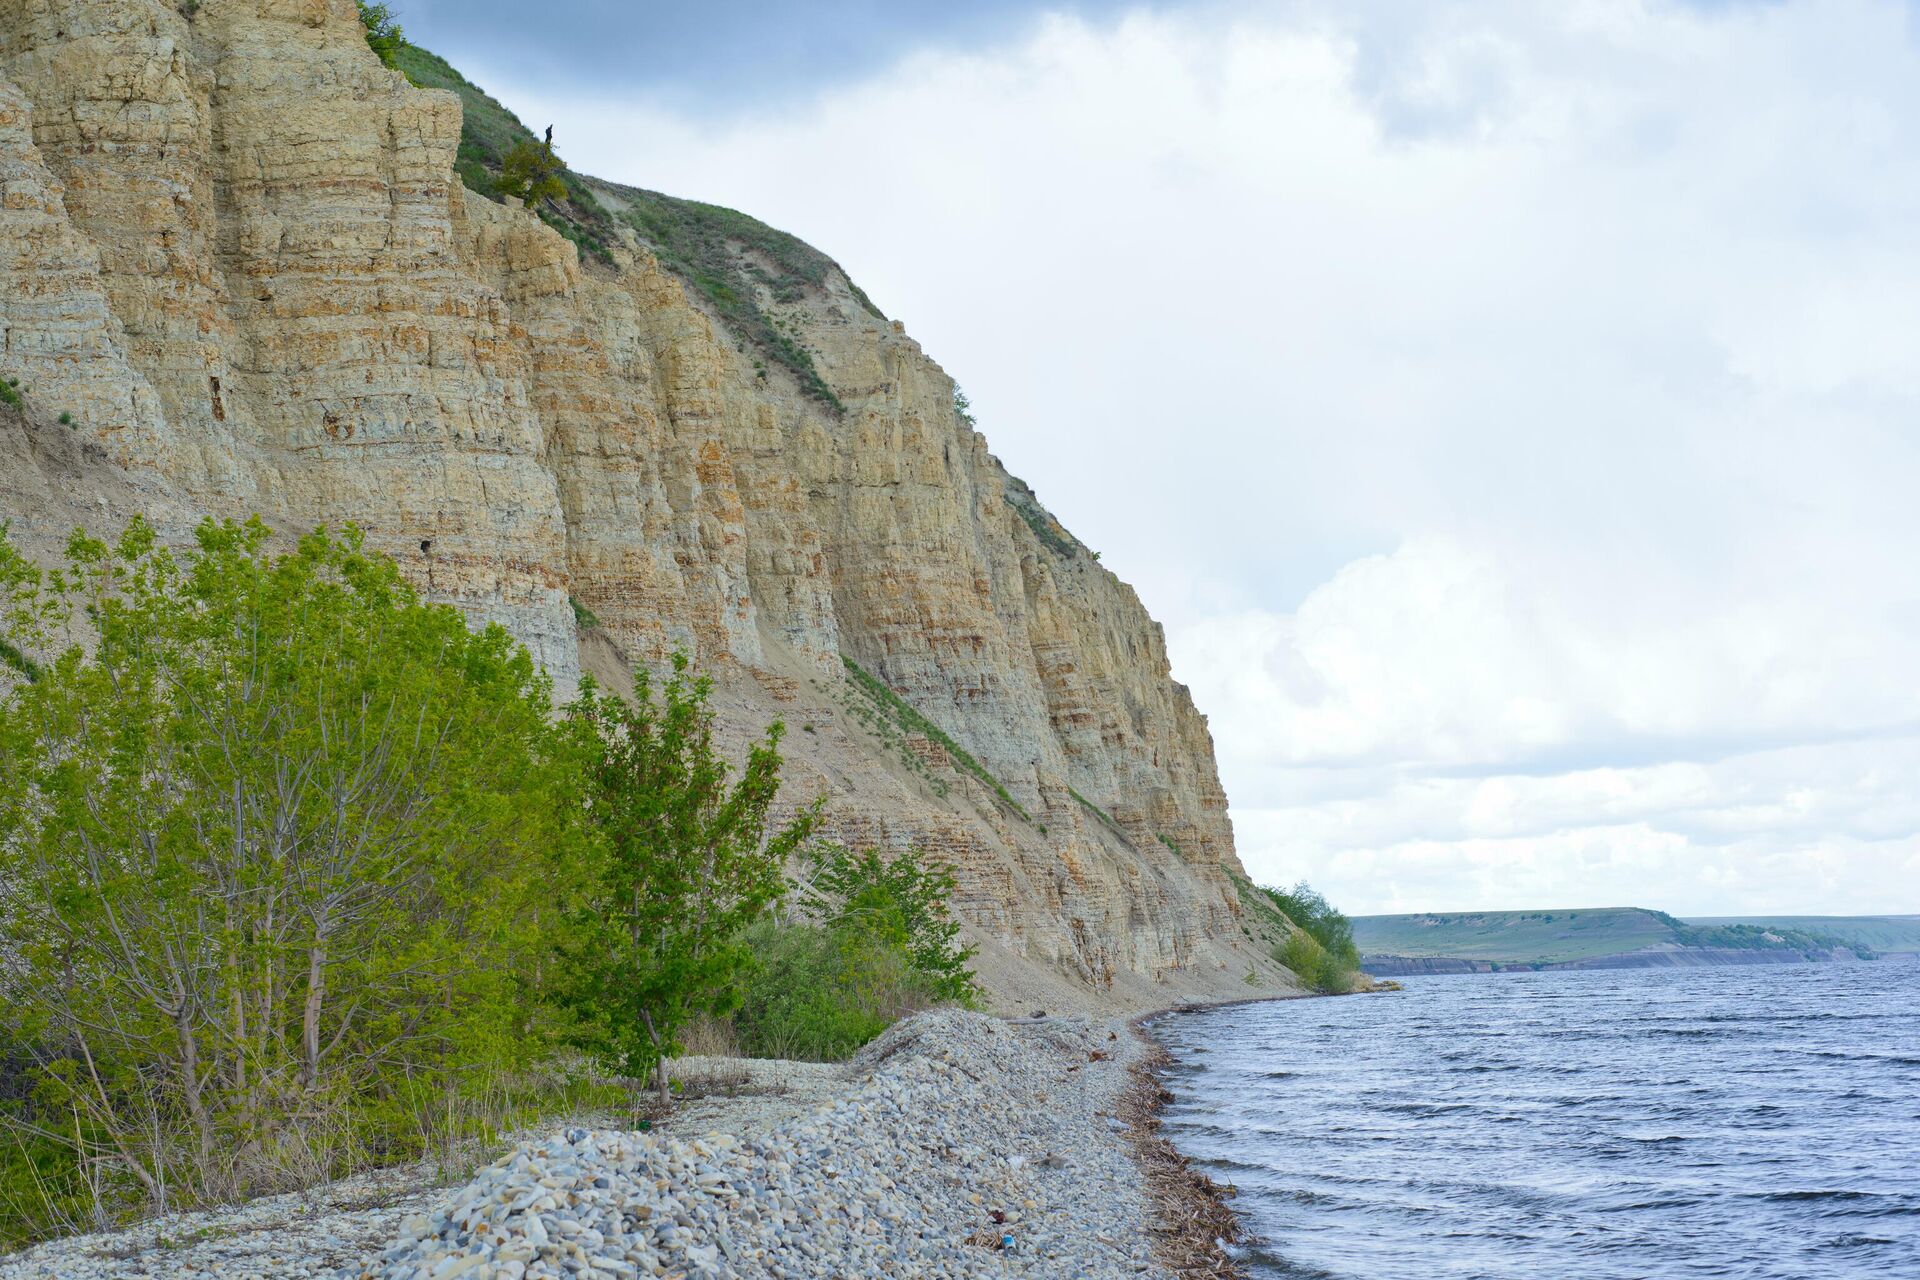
569, 595, 600, 629
0, 516, 974, 1245
0, 636, 36, 682
0, 378, 20, 409
605, 181, 881, 411
1263, 883, 1361, 994
1353, 907, 1673, 964
1069, 786, 1121, 832
390, 44, 617, 265
391, 36, 877, 392
355, 2, 405, 70
0, 518, 577, 1236
1233, 875, 1295, 942
501, 139, 567, 209
810, 843, 978, 1005
1685, 915, 1920, 953
734, 845, 978, 1060
1003, 477, 1084, 560
556, 657, 819, 1107
1655, 911, 1862, 954
1351, 906, 1874, 966
953, 387, 977, 427
841, 656, 1030, 822
1156, 832, 1183, 856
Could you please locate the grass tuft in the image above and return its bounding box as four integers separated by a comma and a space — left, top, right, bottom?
841, 657, 1030, 823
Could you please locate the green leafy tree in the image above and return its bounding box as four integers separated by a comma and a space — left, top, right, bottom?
559, 656, 818, 1107
733, 845, 977, 1061
809, 844, 978, 1005
500, 139, 568, 209
357, 2, 405, 69
1264, 881, 1360, 993
0, 518, 571, 1226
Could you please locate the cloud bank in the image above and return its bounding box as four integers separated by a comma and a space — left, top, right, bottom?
474, 0, 1920, 914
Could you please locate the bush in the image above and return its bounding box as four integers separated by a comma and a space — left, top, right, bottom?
1265, 881, 1360, 993
731, 922, 901, 1061
809, 844, 979, 1005
556, 656, 819, 1106
501, 140, 567, 209
734, 845, 978, 1060
0, 517, 574, 1230
1276, 931, 1351, 994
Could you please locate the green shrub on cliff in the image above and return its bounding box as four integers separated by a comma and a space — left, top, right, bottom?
356, 2, 405, 70
500, 139, 568, 209
1266, 881, 1361, 993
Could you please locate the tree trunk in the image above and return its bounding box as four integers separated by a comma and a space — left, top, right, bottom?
300, 932, 327, 1092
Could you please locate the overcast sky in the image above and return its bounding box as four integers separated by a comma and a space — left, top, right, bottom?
405, 0, 1920, 917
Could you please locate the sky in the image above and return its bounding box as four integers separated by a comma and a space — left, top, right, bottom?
401, 0, 1920, 917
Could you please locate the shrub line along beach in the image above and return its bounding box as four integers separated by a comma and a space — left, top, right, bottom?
0, 1009, 1272, 1279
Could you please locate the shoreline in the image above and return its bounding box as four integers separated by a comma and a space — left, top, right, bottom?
1121, 1020, 1246, 1279
0, 1011, 1177, 1278
0, 995, 1349, 1279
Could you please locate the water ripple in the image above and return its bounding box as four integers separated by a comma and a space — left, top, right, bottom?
1149, 958, 1920, 1279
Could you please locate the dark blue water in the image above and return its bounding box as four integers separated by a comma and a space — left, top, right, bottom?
1150, 960, 1920, 1279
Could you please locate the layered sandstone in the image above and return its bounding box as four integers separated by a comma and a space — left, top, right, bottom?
0, 0, 1292, 1010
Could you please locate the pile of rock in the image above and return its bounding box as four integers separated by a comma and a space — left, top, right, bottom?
355, 1010, 1160, 1279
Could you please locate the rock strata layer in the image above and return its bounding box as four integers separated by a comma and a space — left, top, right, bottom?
0, 0, 1287, 1008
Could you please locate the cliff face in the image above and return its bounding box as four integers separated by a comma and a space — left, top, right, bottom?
0, 0, 1289, 1009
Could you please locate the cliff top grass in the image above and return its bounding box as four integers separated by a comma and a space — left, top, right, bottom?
1003, 473, 1085, 561
591, 179, 867, 412
393, 40, 875, 413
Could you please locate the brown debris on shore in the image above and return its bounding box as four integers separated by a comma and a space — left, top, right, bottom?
1121, 1022, 1249, 1279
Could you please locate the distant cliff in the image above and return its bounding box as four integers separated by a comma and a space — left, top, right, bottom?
0, 0, 1293, 1010
1356, 906, 1888, 976
1362, 946, 1871, 977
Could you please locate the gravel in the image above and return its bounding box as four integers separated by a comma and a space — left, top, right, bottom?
0, 1011, 1170, 1279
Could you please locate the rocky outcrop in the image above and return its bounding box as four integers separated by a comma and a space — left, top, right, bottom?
0, 0, 1286, 1010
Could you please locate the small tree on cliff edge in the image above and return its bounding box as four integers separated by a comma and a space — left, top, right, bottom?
357, 2, 405, 69
559, 655, 820, 1108
500, 140, 568, 209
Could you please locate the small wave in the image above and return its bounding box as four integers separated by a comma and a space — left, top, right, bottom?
1377, 1101, 1476, 1117
1753, 1189, 1878, 1203
1151, 962, 1920, 1279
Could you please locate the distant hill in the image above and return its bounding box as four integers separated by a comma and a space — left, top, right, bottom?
1353, 907, 1899, 975
1685, 915, 1920, 953
1356, 907, 1674, 964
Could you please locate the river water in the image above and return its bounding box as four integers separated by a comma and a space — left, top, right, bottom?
1149, 959, 1920, 1279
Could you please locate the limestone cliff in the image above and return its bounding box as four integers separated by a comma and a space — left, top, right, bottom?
0, 0, 1294, 1010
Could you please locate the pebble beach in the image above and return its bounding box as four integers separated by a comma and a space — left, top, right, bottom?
0, 1011, 1205, 1280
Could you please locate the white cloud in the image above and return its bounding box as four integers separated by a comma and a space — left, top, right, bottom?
479, 0, 1920, 915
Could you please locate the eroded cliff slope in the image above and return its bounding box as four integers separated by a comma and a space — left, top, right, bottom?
0, 0, 1291, 1009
